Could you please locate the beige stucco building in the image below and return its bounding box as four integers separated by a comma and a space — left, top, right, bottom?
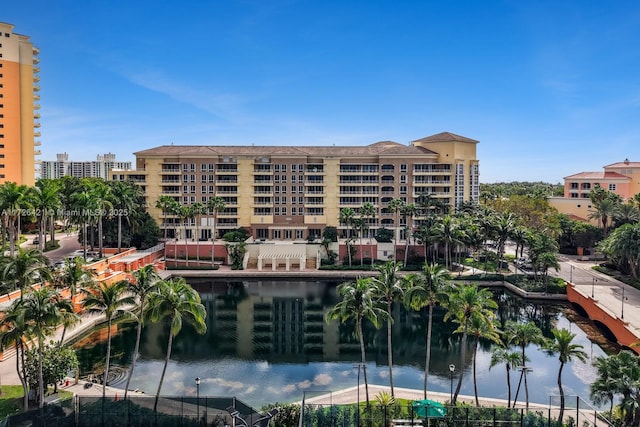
112, 132, 480, 241
0, 22, 40, 185
549, 159, 640, 222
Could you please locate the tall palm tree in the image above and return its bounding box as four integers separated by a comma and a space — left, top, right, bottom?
360, 202, 377, 266
387, 198, 405, 262
467, 313, 501, 406
0, 299, 32, 410
545, 328, 587, 423
83, 280, 135, 398
22, 287, 74, 408
325, 277, 384, 407
55, 256, 95, 346
146, 278, 207, 411
401, 203, 417, 265
189, 202, 205, 264
178, 204, 192, 267
0, 182, 31, 256
432, 214, 459, 269
506, 321, 545, 410
206, 196, 226, 244
155, 195, 180, 240
110, 181, 141, 253
494, 212, 516, 271
72, 189, 98, 259
489, 347, 525, 408
370, 261, 408, 396
30, 179, 61, 251
0, 247, 51, 295
444, 283, 498, 404
598, 222, 640, 280
91, 181, 114, 258
124, 264, 161, 398
588, 198, 618, 238
338, 208, 356, 266
404, 263, 450, 398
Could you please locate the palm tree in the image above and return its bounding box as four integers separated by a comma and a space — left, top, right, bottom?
0, 247, 51, 295
598, 222, 640, 280
506, 321, 545, 410
494, 212, 516, 271
360, 202, 377, 266
338, 208, 356, 266
387, 198, 405, 262
404, 263, 450, 398
0, 182, 31, 256
22, 287, 74, 408
206, 196, 226, 242
189, 202, 205, 264
146, 278, 207, 411
0, 299, 32, 410
111, 181, 141, 253
401, 203, 417, 265
55, 256, 95, 346
370, 261, 408, 396
545, 328, 587, 423
432, 215, 460, 269
30, 179, 61, 251
82, 280, 135, 398
72, 189, 98, 259
489, 347, 525, 408
155, 195, 180, 240
91, 181, 114, 258
467, 313, 501, 406
178, 204, 192, 267
443, 283, 497, 404
588, 197, 618, 238
325, 277, 385, 407
124, 264, 161, 398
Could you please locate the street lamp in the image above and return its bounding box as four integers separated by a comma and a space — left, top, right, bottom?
448, 364, 456, 403
592, 277, 597, 298
195, 377, 201, 422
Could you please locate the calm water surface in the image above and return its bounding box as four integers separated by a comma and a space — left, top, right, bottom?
72, 279, 611, 408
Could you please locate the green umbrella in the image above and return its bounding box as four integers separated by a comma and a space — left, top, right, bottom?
412, 399, 447, 418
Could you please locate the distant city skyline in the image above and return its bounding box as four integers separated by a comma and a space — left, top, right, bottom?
3, 0, 640, 183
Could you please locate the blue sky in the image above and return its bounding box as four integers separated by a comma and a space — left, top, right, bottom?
4, 0, 640, 182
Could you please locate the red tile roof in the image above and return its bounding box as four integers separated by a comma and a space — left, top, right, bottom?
564, 171, 630, 180
604, 161, 640, 168
411, 132, 479, 144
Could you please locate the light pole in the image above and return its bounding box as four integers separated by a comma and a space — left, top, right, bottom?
592, 277, 597, 298
448, 364, 456, 403
570, 265, 575, 283
195, 377, 201, 422
622, 285, 625, 320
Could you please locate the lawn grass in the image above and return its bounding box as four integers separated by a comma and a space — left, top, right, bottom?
0, 386, 74, 418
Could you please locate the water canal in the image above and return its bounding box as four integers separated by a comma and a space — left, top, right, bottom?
72, 278, 613, 408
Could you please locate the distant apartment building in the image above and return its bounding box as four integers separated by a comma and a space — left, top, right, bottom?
0, 22, 40, 185
549, 159, 640, 222
113, 132, 480, 241
40, 152, 132, 180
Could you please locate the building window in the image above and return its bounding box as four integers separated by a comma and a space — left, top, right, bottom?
570, 183, 579, 189
609, 184, 616, 191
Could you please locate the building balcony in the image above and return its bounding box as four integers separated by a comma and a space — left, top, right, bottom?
33, 67, 40, 74
33, 75, 40, 82
34, 113, 41, 119
33, 57, 40, 64
34, 94, 40, 101
161, 168, 181, 173
33, 47, 40, 55
34, 131, 41, 138
33, 85, 40, 92
34, 140, 41, 146
34, 104, 41, 110
161, 179, 181, 184
34, 150, 41, 156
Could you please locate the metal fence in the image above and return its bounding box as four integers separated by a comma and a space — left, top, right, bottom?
2, 395, 264, 427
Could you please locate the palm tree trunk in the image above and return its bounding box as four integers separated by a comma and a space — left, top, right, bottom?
473, 340, 479, 407
38, 337, 45, 408
98, 215, 104, 258
103, 318, 113, 398
357, 319, 369, 407
506, 365, 512, 408
557, 362, 565, 423
184, 223, 189, 267
154, 331, 174, 412
386, 301, 394, 397
125, 301, 145, 399
16, 342, 28, 411
524, 368, 530, 411
453, 328, 467, 404
424, 305, 433, 399
196, 223, 200, 265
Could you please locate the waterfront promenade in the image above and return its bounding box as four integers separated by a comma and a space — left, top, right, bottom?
1, 240, 639, 418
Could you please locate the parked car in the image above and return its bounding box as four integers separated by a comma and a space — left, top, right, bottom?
33, 238, 40, 245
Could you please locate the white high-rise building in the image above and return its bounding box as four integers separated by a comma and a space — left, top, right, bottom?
40, 152, 131, 180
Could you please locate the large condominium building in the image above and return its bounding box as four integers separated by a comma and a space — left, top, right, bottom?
40, 152, 132, 180
549, 159, 640, 222
0, 23, 40, 185
113, 132, 480, 241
